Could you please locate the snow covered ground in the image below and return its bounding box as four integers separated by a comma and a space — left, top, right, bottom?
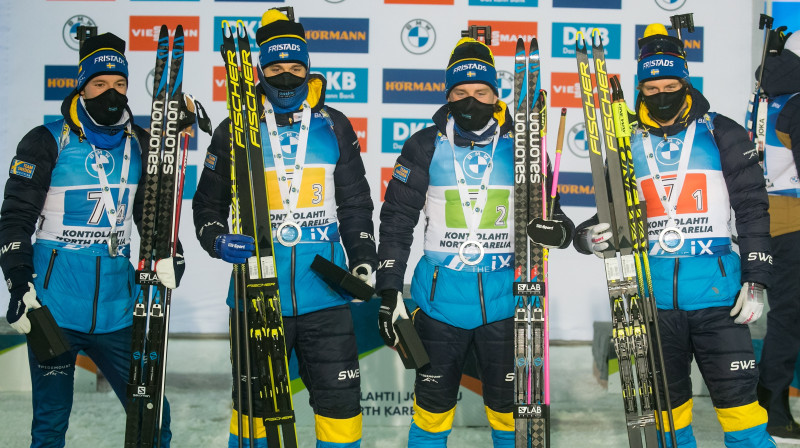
0, 341, 795, 447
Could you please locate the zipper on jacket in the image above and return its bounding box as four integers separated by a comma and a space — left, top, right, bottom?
672, 258, 680, 310
477, 273, 487, 325
43, 249, 58, 289
89, 256, 100, 334
291, 245, 298, 317
717, 257, 727, 277
429, 267, 439, 302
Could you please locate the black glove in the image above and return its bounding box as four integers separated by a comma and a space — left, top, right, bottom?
767, 26, 792, 57
5, 266, 39, 334
526, 218, 571, 248
378, 289, 409, 347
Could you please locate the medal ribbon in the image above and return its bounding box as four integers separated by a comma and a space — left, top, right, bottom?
445, 118, 500, 247
89, 128, 131, 257
641, 120, 697, 226
264, 101, 312, 226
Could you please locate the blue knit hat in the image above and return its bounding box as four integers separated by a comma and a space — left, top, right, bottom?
445, 37, 498, 98
77, 33, 128, 92
256, 9, 310, 69
637, 24, 689, 83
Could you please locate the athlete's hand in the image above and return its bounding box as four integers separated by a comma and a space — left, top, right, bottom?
214, 234, 255, 264
350, 263, 374, 304
155, 254, 185, 289
378, 289, 408, 347
731, 282, 766, 325
580, 223, 613, 258
527, 218, 569, 248
6, 279, 41, 335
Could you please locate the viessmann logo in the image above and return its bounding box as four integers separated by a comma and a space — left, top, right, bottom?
467, 20, 537, 57
129, 16, 200, 51
299, 18, 369, 53
349, 117, 368, 153
550, 71, 618, 109
552, 22, 621, 59
212, 65, 258, 102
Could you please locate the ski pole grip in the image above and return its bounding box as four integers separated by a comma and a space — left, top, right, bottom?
612, 102, 632, 138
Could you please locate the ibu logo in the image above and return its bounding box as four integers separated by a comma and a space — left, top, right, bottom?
213, 17, 260, 52
552, 22, 621, 59
315, 67, 367, 103
381, 118, 432, 153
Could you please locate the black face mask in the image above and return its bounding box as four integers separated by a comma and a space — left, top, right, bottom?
642, 86, 687, 123
84, 88, 128, 126
447, 96, 495, 131
265, 72, 306, 91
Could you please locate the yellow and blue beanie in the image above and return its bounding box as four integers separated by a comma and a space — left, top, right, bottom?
637, 23, 689, 83
445, 37, 498, 98
256, 9, 310, 69
77, 33, 128, 91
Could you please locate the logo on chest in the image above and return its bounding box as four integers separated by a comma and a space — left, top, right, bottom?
462, 150, 492, 180
85, 151, 115, 178
279, 130, 300, 163
654, 137, 683, 167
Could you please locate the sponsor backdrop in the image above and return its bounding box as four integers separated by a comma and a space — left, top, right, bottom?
0, 0, 776, 428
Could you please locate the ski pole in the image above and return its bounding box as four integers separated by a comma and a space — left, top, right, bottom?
548, 108, 566, 220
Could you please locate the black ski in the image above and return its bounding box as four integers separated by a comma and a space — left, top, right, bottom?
221, 23, 297, 448
125, 24, 185, 448
575, 29, 675, 448
513, 36, 549, 448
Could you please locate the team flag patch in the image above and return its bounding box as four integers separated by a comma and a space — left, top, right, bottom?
393, 163, 410, 183
204, 152, 218, 170
9, 158, 35, 179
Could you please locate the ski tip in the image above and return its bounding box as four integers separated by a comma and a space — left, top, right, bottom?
574, 31, 586, 51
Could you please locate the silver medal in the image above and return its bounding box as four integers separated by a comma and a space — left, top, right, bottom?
276, 221, 302, 247
458, 240, 485, 266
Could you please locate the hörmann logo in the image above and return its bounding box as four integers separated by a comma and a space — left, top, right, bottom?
129, 16, 200, 51
555, 172, 596, 207
383, 69, 445, 104
634, 25, 704, 62
62, 15, 97, 51
44, 65, 78, 101
468, 20, 537, 57
553, 23, 621, 59
300, 18, 369, 53
315, 67, 368, 103
212, 17, 259, 52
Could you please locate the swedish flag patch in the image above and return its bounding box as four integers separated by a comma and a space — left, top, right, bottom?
9, 158, 35, 179
393, 163, 410, 183
204, 152, 218, 170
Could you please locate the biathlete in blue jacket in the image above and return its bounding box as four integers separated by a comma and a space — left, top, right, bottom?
749, 28, 800, 444
192, 9, 377, 448
574, 24, 774, 448
375, 37, 574, 448
0, 33, 184, 447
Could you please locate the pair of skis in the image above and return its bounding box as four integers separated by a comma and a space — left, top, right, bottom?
220, 22, 297, 448
575, 30, 676, 448
512, 36, 556, 447
125, 25, 186, 448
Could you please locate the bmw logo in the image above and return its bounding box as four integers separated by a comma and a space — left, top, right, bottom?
567, 122, 589, 159
62, 15, 97, 51
655, 0, 687, 11
497, 71, 514, 104
655, 138, 683, 165
463, 150, 492, 179
401, 19, 436, 55
280, 131, 300, 160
